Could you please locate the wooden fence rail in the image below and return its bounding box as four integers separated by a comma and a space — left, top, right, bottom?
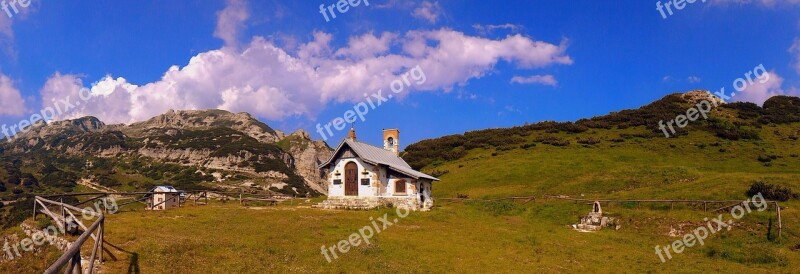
34, 196, 105, 274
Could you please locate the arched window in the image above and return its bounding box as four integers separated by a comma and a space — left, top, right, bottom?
387, 137, 395, 146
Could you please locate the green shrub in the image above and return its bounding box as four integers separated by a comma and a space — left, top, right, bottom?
36, 216, 53, 230
521, 143, 536, 149
576, 137, 601, 145
746, 181, 797, 201
757, 155, 773, 163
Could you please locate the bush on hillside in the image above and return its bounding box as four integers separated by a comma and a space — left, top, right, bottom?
723, 102, 763, 120
21, 173, 39, 187
759, 96, 800, 124
7, 175, 20, 185
757, 155, 777, 163
576, 137, 601, 145
746, 181, 797, 202
708, 117, 760, 140
1, 195, 34, 229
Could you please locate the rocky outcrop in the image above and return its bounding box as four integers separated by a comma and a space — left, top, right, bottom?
0, 109, 333, 196
124, 109, 284, 143
681, 90, 725, 106
572, 202, 620, 232
283, 130, 333, 195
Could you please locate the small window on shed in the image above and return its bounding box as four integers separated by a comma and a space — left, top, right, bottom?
395, 180, 406, 194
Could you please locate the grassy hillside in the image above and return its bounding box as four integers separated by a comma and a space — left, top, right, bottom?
1, 92, 799, 272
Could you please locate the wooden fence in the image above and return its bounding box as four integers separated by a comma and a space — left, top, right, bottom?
33, 196, 105, 274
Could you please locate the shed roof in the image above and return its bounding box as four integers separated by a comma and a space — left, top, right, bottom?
150, 186, 179, 193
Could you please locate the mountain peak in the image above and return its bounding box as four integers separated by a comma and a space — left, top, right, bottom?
681, 90, 724, 105
126, 109, 281, 142
291, 129, 311, 140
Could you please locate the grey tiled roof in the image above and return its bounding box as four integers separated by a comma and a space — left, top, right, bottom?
320, 138, 440, 181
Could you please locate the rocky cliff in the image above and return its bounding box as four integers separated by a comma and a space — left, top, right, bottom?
0, 109, 333, 196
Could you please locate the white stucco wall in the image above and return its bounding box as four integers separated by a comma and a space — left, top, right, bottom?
328, 157, 380, 197
150, 193, 179, 210
325, 157, 434, 211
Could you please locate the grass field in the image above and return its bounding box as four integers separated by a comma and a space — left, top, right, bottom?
2, 124, 800, 273
0, 196, 796, 273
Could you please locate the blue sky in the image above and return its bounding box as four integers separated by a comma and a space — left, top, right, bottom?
0, 0, 798, 148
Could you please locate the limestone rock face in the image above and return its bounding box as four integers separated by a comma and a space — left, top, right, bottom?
283, 129, 333, 195
0, 109, 333, 196
124, 109, 284, 143
682, 90, 725, 106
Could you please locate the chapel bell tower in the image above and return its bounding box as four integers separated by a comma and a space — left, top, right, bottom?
383, 129, 399, 156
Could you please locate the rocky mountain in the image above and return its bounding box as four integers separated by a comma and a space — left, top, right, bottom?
0, 109, 332, 197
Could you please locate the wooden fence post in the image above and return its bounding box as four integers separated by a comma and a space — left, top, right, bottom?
99, 218, 104, 263
60, 197, 65, 232
776, 202, 782, 239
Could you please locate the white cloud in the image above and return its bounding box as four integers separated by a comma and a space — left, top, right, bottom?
473, 24, 523, 35
40, 72, 138, 121
688, 76, 702, 83
662, 75, 672, 82
510, 75, 558, 86
36, 2, 572, 125
732, 71, 798, 105
0, 74, 25, 116
335, 32, 397, 59
214, 0, 249, 48
412, 1, 443, 24
790, 38, 800, 74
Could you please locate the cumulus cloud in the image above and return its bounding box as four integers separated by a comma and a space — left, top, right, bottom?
214, 0, 249, 48
412, 1, 443, 23
335, 32, 397, 59
790, 38, 800, 74
36, 2, 572, 125
510, 75, 558, 86
39, 72, 137, 121
732, 71, 798, 105
0, 74, 25, 116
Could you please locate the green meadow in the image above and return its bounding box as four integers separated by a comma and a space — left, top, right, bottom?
3, 96, 800, 273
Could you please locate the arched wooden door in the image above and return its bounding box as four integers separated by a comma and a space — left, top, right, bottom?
345, 162, 358, 196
